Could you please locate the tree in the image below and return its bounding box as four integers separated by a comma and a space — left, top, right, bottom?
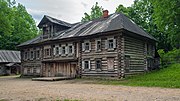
0, 0, 38, 50
151, 0, 180, 49
115, 0, 172, 51
82, 2, 103, 22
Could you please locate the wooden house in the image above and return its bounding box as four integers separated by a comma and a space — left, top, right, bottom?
0, 50, 21, 75
18, 10, 158, 78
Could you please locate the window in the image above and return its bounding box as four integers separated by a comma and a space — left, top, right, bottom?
96, 40, 101, 51
108, 39, 114, 49
105, 38, 116, 50
24, 52, 28, 60
45, 49, 51, 57
85, 42, 90, 50
96, 59, 102, 69
46, 49, 50, 56
84, 60, 89, 69
55, 47, 59, 55
69, 46, 73, 54
62, 46, 66, 54
82, 41, 91, 52
30, 51, 34, 59
36, 50, 40, 59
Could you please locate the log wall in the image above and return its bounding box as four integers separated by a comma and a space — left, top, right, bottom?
124, 36, 145, 71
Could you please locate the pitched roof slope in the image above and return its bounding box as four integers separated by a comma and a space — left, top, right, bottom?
38, 15, 72, 28
19, 13, 156, 47
0, 50, 21, 63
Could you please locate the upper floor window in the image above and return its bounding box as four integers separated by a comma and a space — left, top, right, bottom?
82, 41, 91, 52
45, 48, 51, 57
62, 46, 66, 55
85, 42, 89, 50
108, 39, 114, 49
24, 51, 28, 60
105, 38, 116, 50
36, 50, 40, 59
96, 39, 101, 51
55, 47, 59, 55
69, 46, 73, 54
30, 51, 34, 59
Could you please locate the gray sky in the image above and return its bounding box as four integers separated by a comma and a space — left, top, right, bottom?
16, 0, 134, 24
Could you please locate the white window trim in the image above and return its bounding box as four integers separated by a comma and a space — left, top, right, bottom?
68, 43, 74, 56
36, 49, 40, 60
82, 40, 91, 52
95, 39, 101, 52
106, 37, 116, 51
54, 45, 59, 56
61, 45, 66, 56
82, 59, 91, 70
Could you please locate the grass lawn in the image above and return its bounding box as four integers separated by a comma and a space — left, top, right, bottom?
84, 63, 180, 88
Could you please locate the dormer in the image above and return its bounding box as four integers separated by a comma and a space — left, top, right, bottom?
38, 15, 72, 39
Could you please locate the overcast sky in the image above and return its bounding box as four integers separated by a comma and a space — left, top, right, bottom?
16, 0, 134, 24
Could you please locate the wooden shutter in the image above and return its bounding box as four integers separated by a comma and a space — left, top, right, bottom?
89, 42, 91, 51
105, 40, 108, 49
82, 43, 85, 51
82, 61, 84, 69
88, 60, 91, 69
59, 47, 62, 55
53, 47, 56, 55
95, 40, 97, 51
113, 38, 116, 48
65, 46, 68, 54
72, 45, 75, 54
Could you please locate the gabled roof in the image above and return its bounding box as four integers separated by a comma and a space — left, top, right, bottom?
38, 15, 72, 28
0, 50, 21, 63
19, 13, 156, 47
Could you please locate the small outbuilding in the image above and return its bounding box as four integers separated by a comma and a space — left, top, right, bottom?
0, 50, 21, 75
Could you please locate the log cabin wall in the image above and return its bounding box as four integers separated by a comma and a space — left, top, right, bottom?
21, 47, 42, 76
124, 35, 155, 73
124, 36, 145, 72
81, 33, 120, 77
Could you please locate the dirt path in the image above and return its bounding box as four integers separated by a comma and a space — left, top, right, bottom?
0, 76, 180, 101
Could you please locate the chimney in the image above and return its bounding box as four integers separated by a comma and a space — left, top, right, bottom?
103, 10, 109, 18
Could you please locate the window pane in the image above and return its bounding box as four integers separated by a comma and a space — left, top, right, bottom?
84, 61, 89, 69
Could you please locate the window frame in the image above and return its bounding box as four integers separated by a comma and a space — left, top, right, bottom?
95, 59, 102, 70
96, 39, 101, 51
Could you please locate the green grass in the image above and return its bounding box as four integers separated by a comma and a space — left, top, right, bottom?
88, 63, 180, 88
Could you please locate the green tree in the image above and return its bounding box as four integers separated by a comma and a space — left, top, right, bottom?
82, 2, 103, 22
151, 0, 180, 49
116, 0, 171, 50
0, 0, 38, 50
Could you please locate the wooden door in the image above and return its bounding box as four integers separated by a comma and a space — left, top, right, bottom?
107, 57, 114, 71
70, 63, 77, 77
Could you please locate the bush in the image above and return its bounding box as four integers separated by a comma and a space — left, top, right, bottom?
158, 49, 180, 67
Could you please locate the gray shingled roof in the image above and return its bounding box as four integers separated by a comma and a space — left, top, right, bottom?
19, 13, 156, 47
0, 50, 21, 63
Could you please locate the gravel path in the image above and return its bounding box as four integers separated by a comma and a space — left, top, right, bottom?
0, 76, 180, 101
